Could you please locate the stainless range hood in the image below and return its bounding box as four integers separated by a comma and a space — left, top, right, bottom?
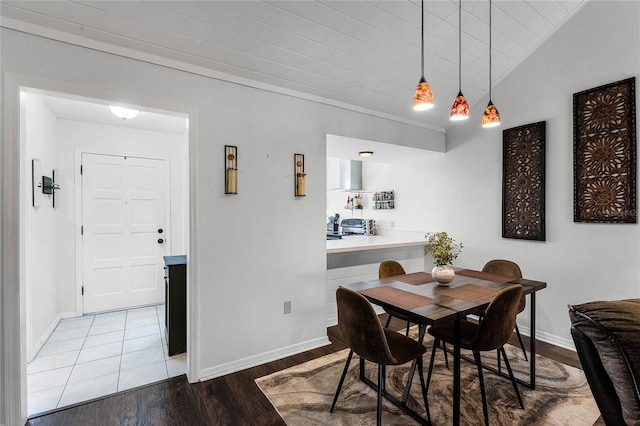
339, 159, 363, 191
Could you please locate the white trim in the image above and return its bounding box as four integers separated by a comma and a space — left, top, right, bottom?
516, 324, 576, 352
198, 336, 331, 382
28, 311, 76, 363
0, 18, 445, 135
1, 72, 199, 423
3, 72, 28, 426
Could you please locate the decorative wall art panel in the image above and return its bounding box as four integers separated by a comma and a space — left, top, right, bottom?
573, 77, 636, 223
502, 121, 546, 241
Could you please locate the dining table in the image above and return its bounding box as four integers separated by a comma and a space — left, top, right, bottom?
341, 267, 547, 426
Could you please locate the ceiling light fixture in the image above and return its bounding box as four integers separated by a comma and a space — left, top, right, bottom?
358, 151, 374, 157
412, 0, 434, 111
482, 0, 500, 128
109, 105, 140, 120
450, 0, 469, 121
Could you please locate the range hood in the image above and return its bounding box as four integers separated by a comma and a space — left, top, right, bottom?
338, 159, 363, 191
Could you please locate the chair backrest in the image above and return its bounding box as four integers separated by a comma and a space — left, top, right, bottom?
482, 259, 522, 278
336, 287, 394, 365
472, 284, 523, 351
483, 259, 525, 313
379, 260, 406, 279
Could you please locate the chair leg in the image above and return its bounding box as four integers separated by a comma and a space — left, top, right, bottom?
515, 323, 528, 361
330, 350, 354, 412
497, 349, 502, 375
473, 351, 489, 426
426, 339, 439, 392
416, 355, 431, 423
500, 346, 524, 409
405, 321, 411, 336
442, 341, 450, 369
377, 364, 385, 426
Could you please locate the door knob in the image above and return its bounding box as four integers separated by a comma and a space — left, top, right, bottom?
158, 228, 164, 234
158, 238, 164, 244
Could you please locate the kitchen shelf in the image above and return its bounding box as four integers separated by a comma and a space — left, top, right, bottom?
344, 205, 363, 210
372, 190, 394, 210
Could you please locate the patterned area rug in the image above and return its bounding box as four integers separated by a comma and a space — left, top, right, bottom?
255, 331, 600, 425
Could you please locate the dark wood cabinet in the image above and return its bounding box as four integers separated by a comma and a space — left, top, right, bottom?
164, 255, 187, 356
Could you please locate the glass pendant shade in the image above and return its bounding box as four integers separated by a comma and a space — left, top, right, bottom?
450, 91, 469, 120
481, 100, 500, 127
413, 77, 434, 111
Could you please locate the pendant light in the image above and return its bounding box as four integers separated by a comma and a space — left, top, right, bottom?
450, 0, 469, 121
482, 0, 500, 127
412, 0, 434, 111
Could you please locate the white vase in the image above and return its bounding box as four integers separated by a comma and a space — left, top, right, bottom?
432, 265, 455, 286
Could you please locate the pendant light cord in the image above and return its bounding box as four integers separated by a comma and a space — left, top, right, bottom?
489, 0, 492, 100
458, 0, 462, 91
420, 0, 424, 79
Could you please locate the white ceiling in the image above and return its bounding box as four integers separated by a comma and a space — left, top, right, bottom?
35, 92, 188, 135
1, 0, 589, 132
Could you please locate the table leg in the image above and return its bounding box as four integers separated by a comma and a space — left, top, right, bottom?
453, 316, 461, 425
530, 290, 537, 389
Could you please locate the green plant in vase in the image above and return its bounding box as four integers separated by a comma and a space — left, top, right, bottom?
424, 231, 463, 286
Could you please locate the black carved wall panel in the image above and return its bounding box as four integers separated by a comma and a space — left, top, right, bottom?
574, 78, 636, 223
502, 121, 546, 241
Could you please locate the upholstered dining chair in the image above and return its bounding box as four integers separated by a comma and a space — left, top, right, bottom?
426, 284, 524, 426
378, 260, 412, 335
482, 259, 527, 360
331, 287, 430, 425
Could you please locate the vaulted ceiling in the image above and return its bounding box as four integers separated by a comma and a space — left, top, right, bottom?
1, 1, 588, 132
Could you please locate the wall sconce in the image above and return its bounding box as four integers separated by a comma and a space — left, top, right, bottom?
225, 145, 238, 194
294, 153, 306, 197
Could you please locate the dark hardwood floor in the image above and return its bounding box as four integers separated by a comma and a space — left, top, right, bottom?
27, 316, 602, 426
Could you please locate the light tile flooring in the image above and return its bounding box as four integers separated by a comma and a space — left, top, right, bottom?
27, 304, 187, 415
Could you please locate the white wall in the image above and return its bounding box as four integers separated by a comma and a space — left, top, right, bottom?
23, 93, 61, 360
1, 22, 444, 421
326, 157, 442, 232
426, 1, 640, 347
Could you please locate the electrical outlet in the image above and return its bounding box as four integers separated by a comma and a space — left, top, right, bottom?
284, 300, 292, 314
390, 220, 395, 228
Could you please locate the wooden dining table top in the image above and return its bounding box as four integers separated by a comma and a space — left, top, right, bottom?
342, 268, 547, 326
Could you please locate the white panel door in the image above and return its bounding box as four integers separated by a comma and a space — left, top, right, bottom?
82, 153, 168, 313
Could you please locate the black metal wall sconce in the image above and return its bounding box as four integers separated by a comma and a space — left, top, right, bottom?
32, 159, 61, 208
225, 145, 238, 194
294, 153, 306, 197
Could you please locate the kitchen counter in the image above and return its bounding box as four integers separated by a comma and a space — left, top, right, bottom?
326, 234, 426, 254
325, 232, 428, 326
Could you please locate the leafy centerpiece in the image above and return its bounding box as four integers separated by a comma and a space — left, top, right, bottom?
424, 231, 463, 286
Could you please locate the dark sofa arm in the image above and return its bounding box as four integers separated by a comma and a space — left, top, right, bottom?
571, 324, 627, 425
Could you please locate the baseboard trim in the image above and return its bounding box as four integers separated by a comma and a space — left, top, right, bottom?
29, 311, 77, 362
517, 324, 576, 352
197, 336, 331, 382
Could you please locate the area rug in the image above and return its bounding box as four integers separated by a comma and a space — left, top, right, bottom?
255, 331, 600, 425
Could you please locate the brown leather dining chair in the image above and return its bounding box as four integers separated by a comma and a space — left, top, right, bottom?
378, 260, 412, 335
331, 287, 430, 425
482, 259, 527, 360
426, 284, 524, 426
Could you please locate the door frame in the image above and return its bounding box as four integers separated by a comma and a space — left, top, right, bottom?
2, 73, 200, 426
76, 150, 172, 315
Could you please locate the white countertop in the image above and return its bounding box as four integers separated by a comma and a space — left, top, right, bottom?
326, 234, 426, 254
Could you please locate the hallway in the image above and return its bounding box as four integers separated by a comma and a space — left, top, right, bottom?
27, 304, 186, 415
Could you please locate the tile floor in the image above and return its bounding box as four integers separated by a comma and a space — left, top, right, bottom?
27, 304, 187, 415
